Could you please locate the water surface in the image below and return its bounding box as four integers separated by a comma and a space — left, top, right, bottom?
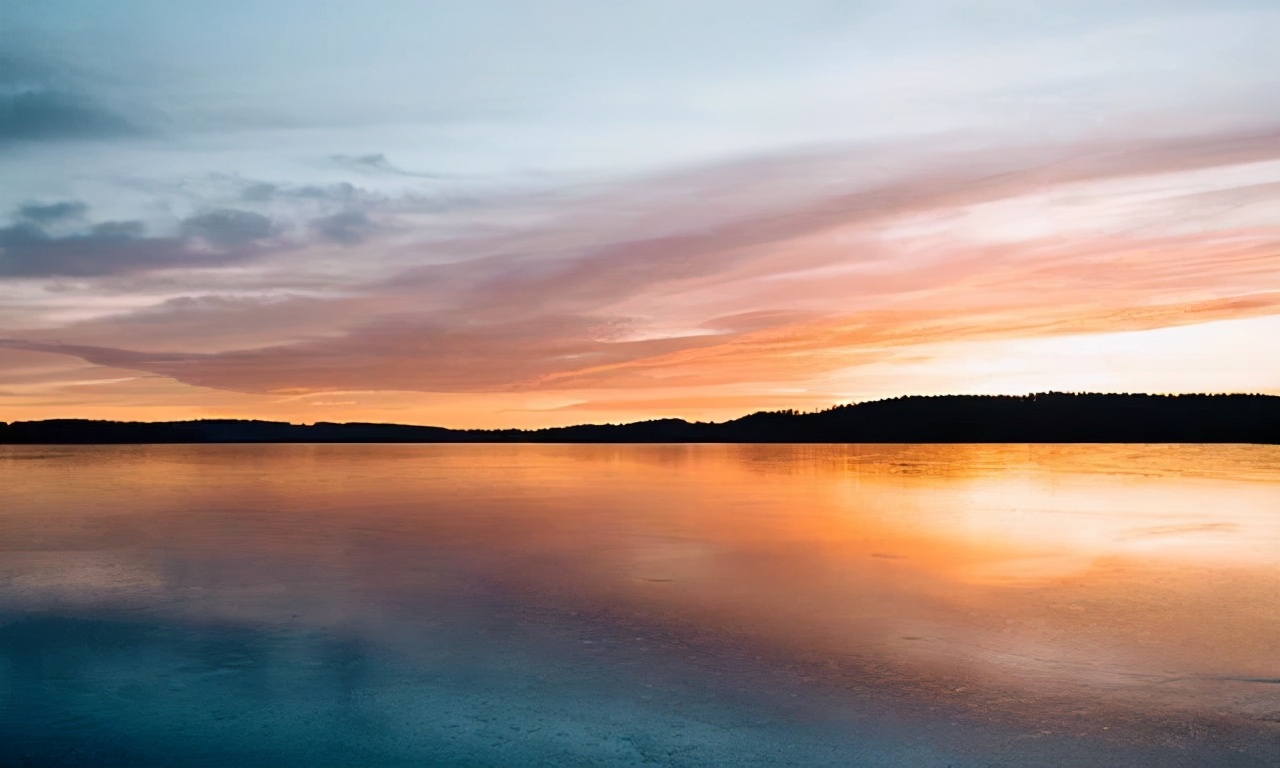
2, 444, 1278, 766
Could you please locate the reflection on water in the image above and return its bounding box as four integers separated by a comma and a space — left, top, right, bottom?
2, 444, 1278, 766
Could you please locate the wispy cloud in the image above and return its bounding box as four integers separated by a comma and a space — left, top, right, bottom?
3, 128, 1277, 405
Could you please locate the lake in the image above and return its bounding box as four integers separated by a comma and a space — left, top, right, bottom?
2, 444, 1278, 766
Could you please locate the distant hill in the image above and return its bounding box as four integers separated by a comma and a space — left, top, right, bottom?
1, 393, 1277, 444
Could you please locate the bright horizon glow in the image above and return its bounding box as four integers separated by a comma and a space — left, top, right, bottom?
2, 1, 1278, 428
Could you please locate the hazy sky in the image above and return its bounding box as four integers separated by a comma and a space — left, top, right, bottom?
2, 0, 1278, 426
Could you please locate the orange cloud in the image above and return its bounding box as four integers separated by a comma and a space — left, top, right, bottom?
4, 129, 1280, 425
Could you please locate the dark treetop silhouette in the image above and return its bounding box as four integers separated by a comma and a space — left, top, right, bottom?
2, 393, 1277, 444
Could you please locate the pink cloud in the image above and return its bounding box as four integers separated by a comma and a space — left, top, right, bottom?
4, 127, 1279, 414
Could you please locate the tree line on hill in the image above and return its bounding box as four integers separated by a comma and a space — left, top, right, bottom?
1, 393, 1277, 444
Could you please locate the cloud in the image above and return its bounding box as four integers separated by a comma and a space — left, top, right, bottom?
333, 153, 390, 168
0, 206, 279, 278
180, 209, 277, 246
0, 88, 138, 144
12, 293, 379, 354
293, 183, 362, 201
0, 221, 188, 278
239, 183, 278, 203
330, 153, 441, 178
3, 127, 1279, 398
17, 200, 88, 223
9, 224, 1277, 396
240, 181, 365, 203
0, 314, 720, 394
310, 211, 377, 245
0, 54, 148, 146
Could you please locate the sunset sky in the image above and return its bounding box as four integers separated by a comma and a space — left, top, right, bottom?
2, 0, 1278, 428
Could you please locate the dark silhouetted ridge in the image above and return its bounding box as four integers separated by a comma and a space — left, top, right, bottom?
1, 394, 1276, 444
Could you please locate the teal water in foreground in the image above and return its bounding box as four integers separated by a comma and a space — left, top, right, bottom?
2, 444, 1278, 766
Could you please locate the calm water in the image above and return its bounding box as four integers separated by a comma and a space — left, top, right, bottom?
2, 444, 1278, 767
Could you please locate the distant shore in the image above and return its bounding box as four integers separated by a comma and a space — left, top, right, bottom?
3, 393, 1277, 445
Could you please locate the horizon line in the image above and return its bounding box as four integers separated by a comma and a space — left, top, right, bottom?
5, 391, 1277, 432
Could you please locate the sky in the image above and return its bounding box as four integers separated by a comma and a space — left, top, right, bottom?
1, 0, 1278, 428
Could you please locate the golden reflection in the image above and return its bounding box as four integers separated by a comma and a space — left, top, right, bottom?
3, 443, 1278, 721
